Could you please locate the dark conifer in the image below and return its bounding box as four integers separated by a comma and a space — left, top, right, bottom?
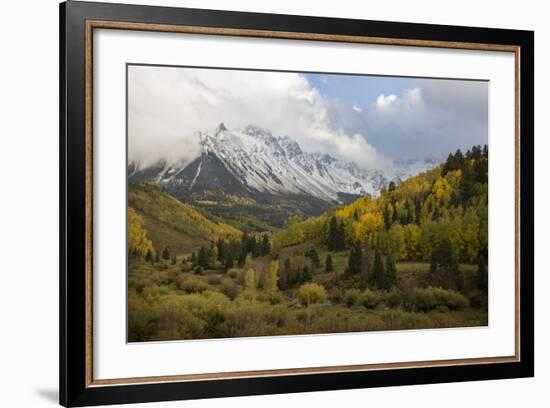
325, 254, 334, 273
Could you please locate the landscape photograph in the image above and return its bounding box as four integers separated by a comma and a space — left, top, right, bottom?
127, 64, 489, 342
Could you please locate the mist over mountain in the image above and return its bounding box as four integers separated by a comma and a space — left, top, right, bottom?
129, 124, 439, 211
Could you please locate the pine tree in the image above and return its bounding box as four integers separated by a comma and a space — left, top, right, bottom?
225, 254, 234, 269
372, 250, 385, 289
162, 247, 170, 260
302, 265, 312, 282
325, 254, 333, 273
385, 254, 397, 289
197, 246, 209, 268
145, 249, 153, 264
429, 250, 438, 285
336, 221, 346, 251
216, 238, 227, 262
171, 253, 177, 265
477, 254, 488, 290
306, 247, 320, 268
327, 216, 338, 251
347, 241, 363, 275
190, 252, 197, 266
260, 234, 271, 256
435, 238, 460, 289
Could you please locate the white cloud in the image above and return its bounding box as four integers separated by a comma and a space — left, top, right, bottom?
362, 81, 487, 159
352, 105, 362, 113
128, 65, 388, 170
375, 94, 398, 110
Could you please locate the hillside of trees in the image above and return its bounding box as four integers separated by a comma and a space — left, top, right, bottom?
127, 145, 489, 341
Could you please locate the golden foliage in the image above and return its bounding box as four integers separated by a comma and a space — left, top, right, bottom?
128, 207, 154, 256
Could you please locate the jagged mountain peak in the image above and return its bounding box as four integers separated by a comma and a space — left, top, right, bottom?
129, 124, 439, 206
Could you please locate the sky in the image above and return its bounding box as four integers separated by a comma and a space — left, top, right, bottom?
128, 65, 488, 170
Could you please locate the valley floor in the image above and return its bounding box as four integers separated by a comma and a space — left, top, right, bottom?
128, 258, 488, 342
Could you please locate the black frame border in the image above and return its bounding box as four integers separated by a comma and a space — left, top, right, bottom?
60, 1, 534, 406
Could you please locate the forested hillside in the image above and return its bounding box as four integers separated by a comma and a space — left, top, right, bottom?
127, 146, 488, 341
273, 145, 488, 289
128, 183, 241, 255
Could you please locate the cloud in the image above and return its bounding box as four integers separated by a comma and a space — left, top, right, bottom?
328, 79, 488, 160
128, 65, 388, 170
352, 105, 362, 113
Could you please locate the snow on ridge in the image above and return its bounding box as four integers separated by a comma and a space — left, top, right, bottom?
136, 124, 439, 203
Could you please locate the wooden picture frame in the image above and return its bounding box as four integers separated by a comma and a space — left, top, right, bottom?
60, 1, 534, 406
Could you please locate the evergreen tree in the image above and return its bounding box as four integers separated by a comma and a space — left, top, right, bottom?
429, 250, 438, 284
388, 181, 396, 192
145, 249, 153, 264
284, 258, 291, 273
197, 246, 209, 268
434, 238, 460, 289
171, 253, 177, 265
216, 238, 227, 262
385, 255, 397, 289
190, 252, 197, 266
325, 254, 333, 273
327, 216, 338, 251
336, 221, 346, 251
224, 254, 234, 269
347, 241, 363, 275
476, 254, 488, 290
306, 247, 321, 268
372, 250, 385, 289
162, 247, 170, 260
260, 234, 271, 256
302, 265, 312, 282
237, 250, 247, 267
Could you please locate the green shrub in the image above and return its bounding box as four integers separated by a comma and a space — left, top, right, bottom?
466, 289, 487, 309
384, 288, 402, 308
296, 283, 327, 306
207, 275, 222, 285
431, 287, 470, 310
344, 289, 362, 308
361, 289, 382, 310
407, 288, 437, 312
221, 278, 240, 300
176, 275, 209, 293
227, 268, 240, 279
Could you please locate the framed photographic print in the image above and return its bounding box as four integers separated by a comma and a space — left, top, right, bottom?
59, 1, 534, 406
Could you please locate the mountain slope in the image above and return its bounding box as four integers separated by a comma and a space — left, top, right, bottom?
129, 124, 438, 205
129, 183, 241, 253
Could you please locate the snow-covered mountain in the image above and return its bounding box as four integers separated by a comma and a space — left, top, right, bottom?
128, 124, 439, 205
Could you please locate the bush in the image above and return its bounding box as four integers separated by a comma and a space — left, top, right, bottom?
344, 289, 362, 308
296, 283, 327, 306
361, 289, 382, 310
466, 289, 487, 309
431, 287, 470, 310
227, 268, 240, 279
327, 287, 343, 303
258, 290, 284, 305
384, 288, 402, 309
207, 275, 222, 285
176, 275, 209, 293
406, 288, 437, 312
221, 278, 240, 300
401, 287, 470, 312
